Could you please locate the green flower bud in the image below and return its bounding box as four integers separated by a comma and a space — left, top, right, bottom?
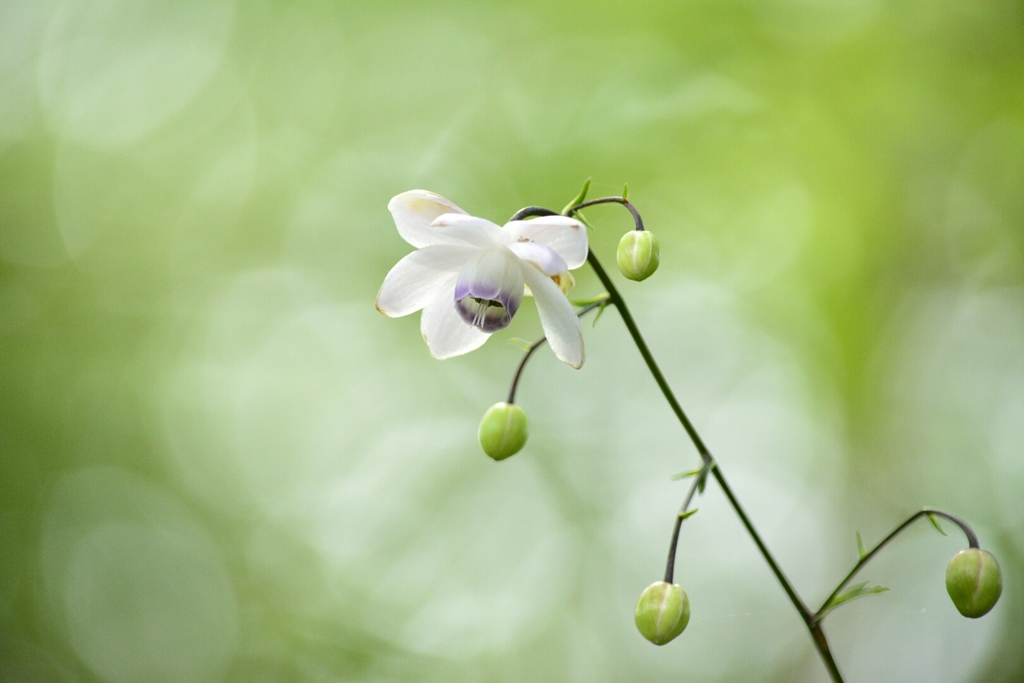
634, 581, 690, 645
478, 402, 528, 461
945, 548, 1002, 618
617, 230, 660, 281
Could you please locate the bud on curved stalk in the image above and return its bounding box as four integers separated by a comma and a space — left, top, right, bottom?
945, 548, 1002, 618
478, 402, 529, 461
634, 581, 690, 645
617, 230, 660, 281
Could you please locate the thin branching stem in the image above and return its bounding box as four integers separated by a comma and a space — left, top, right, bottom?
664, 471, 702, 584
815, 507, 979, 621
572, 196, 646, 231
506, 299, 608, 404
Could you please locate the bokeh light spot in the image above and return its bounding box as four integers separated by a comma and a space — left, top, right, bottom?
38, 0, 234, 147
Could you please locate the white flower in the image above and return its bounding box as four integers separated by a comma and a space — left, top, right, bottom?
376, 190, 589, 368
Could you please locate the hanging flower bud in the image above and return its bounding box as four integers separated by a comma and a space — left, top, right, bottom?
945, 548, 1002, 618
617, 230, 660, 281
478, 402, 529, 461
634, 581, 690, 645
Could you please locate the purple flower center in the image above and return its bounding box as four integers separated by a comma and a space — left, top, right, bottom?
453, 249, 523, 332
455, 296, 514, 332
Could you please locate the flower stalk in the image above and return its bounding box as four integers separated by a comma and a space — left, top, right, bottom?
511, 200, 841, 678
816, 507, 979, 621
663, 464, 703, 585
506, 298, 608, 404
380, 187, 997, 683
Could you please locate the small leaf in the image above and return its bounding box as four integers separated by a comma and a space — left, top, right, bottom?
820, 582, 890, 618
926, 513, 948, 537
570, 292, 610, 307
622, 183, 629, 201
592, 300, 611, 326
574, 211, 595, 230
671, 468, 703, 481
696, 460, 715, 494
507, 338, 532, 351
561, 178, 591, 214
855, 530, 868, 559
678, 508, 698, 521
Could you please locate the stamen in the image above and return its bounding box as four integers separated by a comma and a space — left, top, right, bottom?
474, 299, 486, 328
455, 295, 513, 333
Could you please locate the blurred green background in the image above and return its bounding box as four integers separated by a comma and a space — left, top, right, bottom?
1, 1, 1022, 681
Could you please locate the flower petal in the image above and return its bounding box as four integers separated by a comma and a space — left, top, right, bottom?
522, 264, 584, 369
505, 216, 588, 269
376, 245, 478, 317
420, 277, 490, 359
430, 213, 504, 248
507, 241, 567, 276
388, 190, 470, 248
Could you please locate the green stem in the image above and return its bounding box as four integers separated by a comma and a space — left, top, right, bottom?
510, 200, 845, 681
583, 246, 845, 683
664, 467, 702, 584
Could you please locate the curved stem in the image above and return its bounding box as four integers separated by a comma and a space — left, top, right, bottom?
506, 299, 607, 404
508, 206, 562, 222
815, 507, 979, 621
572, 197, 646, 231
508, 197, 644, 231
506, 340, 546, 405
